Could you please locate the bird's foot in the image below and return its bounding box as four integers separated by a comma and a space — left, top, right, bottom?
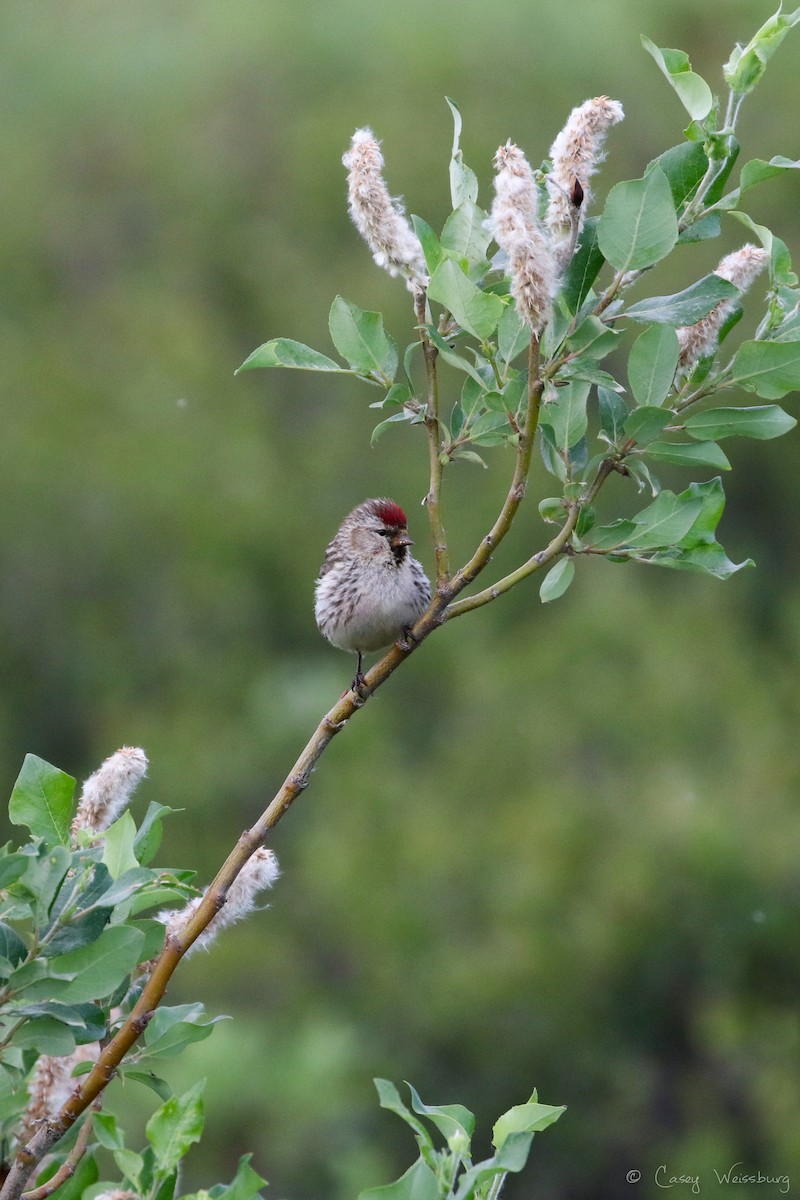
397, 625, 420, 653
347, 669, 369, 702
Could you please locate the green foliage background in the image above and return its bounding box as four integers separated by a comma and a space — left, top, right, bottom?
1, 1, 799, 1196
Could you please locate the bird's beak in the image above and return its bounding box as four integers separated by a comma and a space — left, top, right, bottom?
390, 530, 413, 548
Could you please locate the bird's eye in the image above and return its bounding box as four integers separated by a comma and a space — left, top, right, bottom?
375, 528, 390, 537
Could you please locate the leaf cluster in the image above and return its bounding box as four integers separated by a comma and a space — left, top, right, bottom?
0, 756, 237, 1199
358, 1080, 564, 1200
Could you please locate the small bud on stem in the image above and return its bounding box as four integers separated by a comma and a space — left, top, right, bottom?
546, 96, 624, 269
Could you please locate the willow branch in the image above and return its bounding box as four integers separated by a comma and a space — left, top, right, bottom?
415, 291, 450, 588
1, 332, 592, 1200
446, 501, 579, 619
20, 1105, 98, 1200
0, 590, 454, 1200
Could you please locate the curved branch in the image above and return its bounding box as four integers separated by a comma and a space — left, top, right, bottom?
447, 335, 543, 597
19, 1105, 98, 1200
446, 502, 579, 619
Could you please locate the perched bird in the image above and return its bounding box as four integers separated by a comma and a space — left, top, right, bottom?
315, 498, 431, 691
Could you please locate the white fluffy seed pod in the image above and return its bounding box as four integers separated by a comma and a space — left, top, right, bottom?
677, 244, 770, 374
546, 96, 624, 267
342, 128, 427, 291
70, 746, 148, 837
489, 141, 556, 334
159, 847, 280, 955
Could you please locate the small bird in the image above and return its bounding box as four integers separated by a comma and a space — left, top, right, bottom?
315, 498, 431, 691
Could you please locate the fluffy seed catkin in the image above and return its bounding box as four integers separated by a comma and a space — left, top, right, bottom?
159, 847, 280, 955
676, 244, 769, 374
490, 142, 555, 334
546, 96, 624, 266
70, 746, 148, 837
342, 128, 426, 290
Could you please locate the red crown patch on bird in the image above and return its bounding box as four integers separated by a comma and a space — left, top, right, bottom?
373, 500, 407, 528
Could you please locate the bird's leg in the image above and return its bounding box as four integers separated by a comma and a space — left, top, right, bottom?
350, 651, 368, 696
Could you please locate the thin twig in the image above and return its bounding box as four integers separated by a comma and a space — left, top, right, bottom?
416, 290, 450, 587
447, 335, 544, 595
446, 501, 580, 618
20, 1105, 98, 1200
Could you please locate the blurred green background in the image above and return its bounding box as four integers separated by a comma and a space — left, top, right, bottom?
2, 1, 800, 1196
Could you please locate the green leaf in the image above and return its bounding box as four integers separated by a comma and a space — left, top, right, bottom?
649, 142, 709, 210
95, 867, 155, 909
647, 542, 754, 578
425, 327, 492, 389
446, 97, 479, 207
0, 854, 28, 890
452, 1132, 536, 1200
441, 200, 491, 270
539, 497, 566, 523
146, 1080, 206, 1175
427, 261, 505, 340
641, 37, 714, 119
539, 558, 575, 603
143, 1003, 223, 1059
12, 1001, 106, 1041
9, 755, 74, 846
134, 802, 175, 866
678, 214, 722, 244
623, 406, 672, 447
683, 404, 796, 440
235, 340, 346, 374
219, 1154, 269, 1200
627, 325, 680, 407
729, 341, 800, 400
0, 922, 27, 968
586, 519, 639, 551
14, 1016, 75, 1056
565, 316, 619, 360
627, 491, 704, 549
723, 6, 800, 94
373, 1079, 433, 1153
497, 306, 529, 365
598, 386, 630, 446
492, 1100, 566, 1148
36, 924, 145, 1004
123, 1070, 173, 1102
540, 381, 591, 453
598, 169, 678, 271
560, 218, 605, 313
411, 216, 445, 275
358, 1158, 439, 1200
93, 1111, 125, 1151
740, 156, 800, 193
370, 411, 415, 446
101, 812, 139, 880
406, 1082, 474, 1149
22, 846, 72, 927
329, 297, 397, 381
114, 1148, 145, 1185
646, 440, 731, 469
624, 275, 739, 326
